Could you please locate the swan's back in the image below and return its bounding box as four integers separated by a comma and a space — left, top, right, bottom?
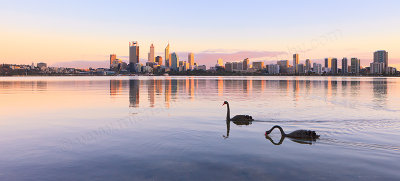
286, 129, 319, 139
231, 115, 253, 122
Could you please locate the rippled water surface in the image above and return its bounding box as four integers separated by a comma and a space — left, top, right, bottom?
0, 76, 399, 180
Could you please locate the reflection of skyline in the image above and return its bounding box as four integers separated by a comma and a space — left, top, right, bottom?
3, 78, 390, 110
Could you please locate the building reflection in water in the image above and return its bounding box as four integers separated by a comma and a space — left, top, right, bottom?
116, 77, 390, 111
129, 79, 140, 107
110, 80, 122, 97
372, 78, 388, 108
165, 78, 171, 108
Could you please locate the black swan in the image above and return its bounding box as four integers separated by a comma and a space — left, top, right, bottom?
265, 125, 320, 139
222, 101, 254, 122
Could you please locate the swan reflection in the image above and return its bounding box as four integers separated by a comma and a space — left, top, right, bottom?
264, 125, 319, 145
223, 119, 253, 139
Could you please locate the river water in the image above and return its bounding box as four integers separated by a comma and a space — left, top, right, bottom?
0, 76, 399, 180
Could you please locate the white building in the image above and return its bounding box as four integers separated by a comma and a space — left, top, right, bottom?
267, 64, 280, 74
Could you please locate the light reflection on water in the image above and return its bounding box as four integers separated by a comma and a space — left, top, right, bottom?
0, 76, 400, 180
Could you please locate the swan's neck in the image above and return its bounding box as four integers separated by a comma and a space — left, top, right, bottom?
269, 125, 286, 136
226, 103, 230, 121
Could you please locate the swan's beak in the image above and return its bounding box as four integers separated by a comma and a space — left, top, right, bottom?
222, 103, 225, 106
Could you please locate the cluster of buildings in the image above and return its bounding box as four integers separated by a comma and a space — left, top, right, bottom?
110, 41, 207, 74
1, 43, 398, 76
217, 50, 396, 75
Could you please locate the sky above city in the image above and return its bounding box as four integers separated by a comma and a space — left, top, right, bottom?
1, 0, 400, 68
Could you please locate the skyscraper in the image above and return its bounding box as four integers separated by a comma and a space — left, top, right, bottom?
165, 43, 171, 67
217, 58, 223, 67
351, 58, 360, 74
156, 56, 163, 66
305, 59, 311, 73
171, 52, 179, 71
148, 44, 155, 62
243, 58, 250, 70
277, 60, 289, 73
293, 54, 299, 74
129, 41, 139, 72
331, 58, 338, 74
110, 54, 116, 68
342, 58, 348, 75
373, 50, 388, 73
188, 53, 194, 66
324, 58, 332, 68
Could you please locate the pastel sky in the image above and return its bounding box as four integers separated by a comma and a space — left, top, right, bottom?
1, 0, 400, 68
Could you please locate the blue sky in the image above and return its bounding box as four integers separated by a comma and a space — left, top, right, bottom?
1, 0, 400, 67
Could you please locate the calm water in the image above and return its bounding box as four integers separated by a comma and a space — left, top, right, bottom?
0, 76, 399, 180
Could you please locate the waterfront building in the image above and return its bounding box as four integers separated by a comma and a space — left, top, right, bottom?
374, 50, 388, 71
293, 54, 299, 73
252, 62, 264, 70
313, 63, 322, 74
129, 41, 139, 72
351, 58, 360, 74
370, 62, 385, 74
277, 60, 289, 73
225, 62, 233, 72
305, 59, 311, 73
217, 58, 223, 67
148, 44, 155, 62
237, 62, 243, 71
171, 52, 179, 71
297, 64, 305, 74
232, 62, 238, 70
110, 54, 117, 68
342, 58, 348, 75
324, 58, 332, 69
267, 64, 280, 74
188, 53, 194, 67
129, 41, 139, 65
156, 56, 163, 66
165, 43, 171, 67
243, 58, 249, 70
331, 58, 338, 74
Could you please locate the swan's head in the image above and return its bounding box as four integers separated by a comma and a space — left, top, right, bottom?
222, 101, 228, 106
265, 130, 271, 136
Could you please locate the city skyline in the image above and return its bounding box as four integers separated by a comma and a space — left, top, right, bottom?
1, 1, 400, 69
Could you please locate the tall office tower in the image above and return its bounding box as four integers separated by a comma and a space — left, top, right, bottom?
313, 63, 322, 74
293, 54, 299, 73
351, 58, 360, 74
232, 62, 238, 70
297, 64, 305, 74
243, 58, 250, 70
277, 60, 289, 73
148, 44, 155, 62
342, 58, 348, 75
129, 41, 139, 66
225, 62, 233, 72
252, 62, 264, 70
156, 56, 163, 66
110, 54, 117, 68
305, 59, 311, 73
171, 52, 179, 70
331, 58, 338, 74
373, 50, 388, 73
188, 53, 194, 66
217, 58, 223, 67
165, 43, 171, 67
324, 58, 332, 68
